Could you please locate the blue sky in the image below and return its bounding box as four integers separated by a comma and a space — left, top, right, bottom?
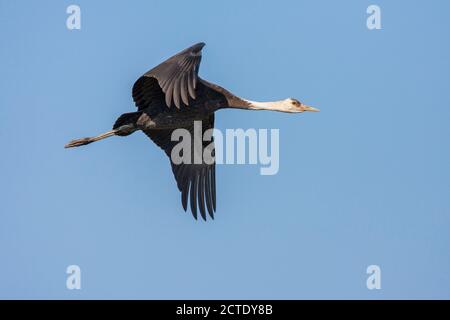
1, 0, 449, 299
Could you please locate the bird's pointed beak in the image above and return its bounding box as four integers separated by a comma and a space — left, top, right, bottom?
303, 105, 320, 112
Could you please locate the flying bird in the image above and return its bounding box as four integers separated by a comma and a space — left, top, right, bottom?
65, 42, 319, 221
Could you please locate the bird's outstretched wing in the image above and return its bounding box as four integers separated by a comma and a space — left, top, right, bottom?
143, 114, 216, 220
139, 42, 205, 109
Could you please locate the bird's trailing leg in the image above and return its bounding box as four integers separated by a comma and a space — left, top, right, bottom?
65, 130, 117, 148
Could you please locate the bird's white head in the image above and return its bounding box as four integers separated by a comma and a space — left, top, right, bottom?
283, 98, 320, 113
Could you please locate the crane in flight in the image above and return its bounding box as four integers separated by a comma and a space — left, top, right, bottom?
65, 42, 319, 221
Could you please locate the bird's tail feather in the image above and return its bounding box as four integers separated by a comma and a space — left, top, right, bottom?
64, 130, 116, 148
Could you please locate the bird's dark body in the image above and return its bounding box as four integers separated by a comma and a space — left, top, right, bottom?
131, 79, 230, 131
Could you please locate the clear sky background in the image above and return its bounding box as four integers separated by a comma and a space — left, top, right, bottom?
1, 0, 449, 299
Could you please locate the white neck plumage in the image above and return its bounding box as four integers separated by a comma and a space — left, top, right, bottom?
243, 99, 299, 113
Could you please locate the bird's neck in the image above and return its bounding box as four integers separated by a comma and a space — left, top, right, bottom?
241, 99, 293, 113
198, 79, 293, 113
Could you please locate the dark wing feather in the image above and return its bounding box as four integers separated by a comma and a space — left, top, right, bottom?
142, 42, 205, 109
132, 76, 166, 115
143, 114, 216, 220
